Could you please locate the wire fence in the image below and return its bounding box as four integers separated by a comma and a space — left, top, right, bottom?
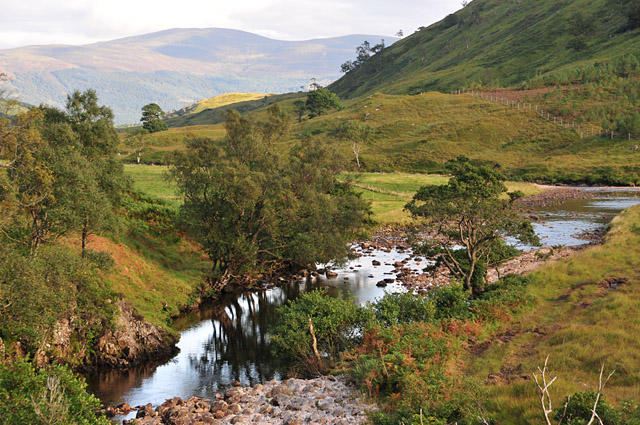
452, 88, 640, 144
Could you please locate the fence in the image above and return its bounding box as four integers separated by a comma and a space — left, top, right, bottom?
451, 88, 639, 143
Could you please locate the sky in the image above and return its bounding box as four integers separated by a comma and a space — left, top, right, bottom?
0, 0, 462, 49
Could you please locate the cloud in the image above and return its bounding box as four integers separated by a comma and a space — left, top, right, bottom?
0, 0, 460, 48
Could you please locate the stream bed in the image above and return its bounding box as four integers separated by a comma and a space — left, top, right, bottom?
86, 188, 640, 417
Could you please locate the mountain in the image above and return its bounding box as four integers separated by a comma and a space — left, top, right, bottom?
0, 28, 394, 124
330, 0, 640, 98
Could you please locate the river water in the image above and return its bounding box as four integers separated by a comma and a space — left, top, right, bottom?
86, 188, 640, 415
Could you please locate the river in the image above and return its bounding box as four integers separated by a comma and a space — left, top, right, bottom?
86, 188, 640, 417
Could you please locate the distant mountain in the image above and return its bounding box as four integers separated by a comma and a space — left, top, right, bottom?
0, 28, 394, 123
330, 0, 640, 98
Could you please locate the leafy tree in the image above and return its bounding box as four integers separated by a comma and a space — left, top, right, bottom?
0, 90, 126, 255
292, 99, 307, 122
405, 157, 539, 297
305, 88, 341, 118
627, 1, 640, 30
140, 102, 168, 133
568, 12, 597, 51
340, 40, 385, 73
168, 105, 370, 289
124, 128, 149, 164
330, 120, 373, 168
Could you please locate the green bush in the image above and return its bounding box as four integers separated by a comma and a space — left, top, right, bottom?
0, 359, 109, 425
371, 292, 436, 326
554, 390, 620, 425
271, 290, 373, 374
0, 245, 116, 360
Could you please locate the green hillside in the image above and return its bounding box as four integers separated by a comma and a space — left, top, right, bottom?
166, 92, 272, 119
330, 0, 640, 98
164, 92, 304, 128
125, 92, 640, 184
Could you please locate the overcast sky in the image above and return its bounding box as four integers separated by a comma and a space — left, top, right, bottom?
0, 0, 461, 49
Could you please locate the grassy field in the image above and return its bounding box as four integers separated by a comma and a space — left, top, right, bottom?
467, 205, 640, 423
124, 165, 542, 226
123, 91, 640, 184
124, 164, 179, 204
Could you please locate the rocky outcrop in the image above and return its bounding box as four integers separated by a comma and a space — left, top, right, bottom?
45, 299, 177, 371
93, 299, 178, 370
121, 376, 374, 425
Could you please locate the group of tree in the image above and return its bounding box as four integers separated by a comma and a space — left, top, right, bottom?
1, 89, 128, 256
168, 104, 370, 290
340, 39, 386, 74
0, 89, 126, 425
292, 88, 342, 121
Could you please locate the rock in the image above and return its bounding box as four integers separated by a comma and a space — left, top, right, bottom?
372, 260, 381, 266
376, 281, 387, 287
124, 376, 375, 424
325, 271, 338, 278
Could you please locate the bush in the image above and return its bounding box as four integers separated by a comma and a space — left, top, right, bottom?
554, 390, 620, 425
0, 245, 116, 360
371, 292, 436, 326
0, 359, 110, 425
270, 290, 373, 374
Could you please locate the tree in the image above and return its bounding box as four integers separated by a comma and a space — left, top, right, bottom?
627, 1, 640, 30
168, 105, 370, 290
305, 88, 341, 118
0, 90, 126, 256
568, 12, 597, 51
395, 29, 404, 38
292, 99, 307, 122
340, 40, 385, 73
124, 128, 149, 164
330, 120, 373, 168
140, 103, 168, 133
405, 157, 539, 297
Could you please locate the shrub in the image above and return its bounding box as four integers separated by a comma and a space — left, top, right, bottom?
0, 359, 109, 425
270, 290, 373, 374
554, 390, 620, 425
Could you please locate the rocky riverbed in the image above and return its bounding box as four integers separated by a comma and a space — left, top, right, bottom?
109, 376, 374, 425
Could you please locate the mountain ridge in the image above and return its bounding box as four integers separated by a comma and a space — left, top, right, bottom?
0, 28, 395, 123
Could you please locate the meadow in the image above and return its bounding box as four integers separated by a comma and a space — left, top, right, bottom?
121, 91, 640, 185
467, 205, 640, 423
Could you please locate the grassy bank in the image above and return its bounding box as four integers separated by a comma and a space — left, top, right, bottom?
468, 204, 640, 423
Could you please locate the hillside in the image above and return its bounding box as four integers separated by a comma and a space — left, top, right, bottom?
164, 92, 304, 128
166, 92, 271, 118
329, 0, 640, 98
0, 28, 395, 124
138, 92, 640, 184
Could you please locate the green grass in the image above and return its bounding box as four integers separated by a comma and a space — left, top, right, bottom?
124, 164, 179, 204
344, 172, 542, 225
140, 90, 640, 184
466, 205, 640, 423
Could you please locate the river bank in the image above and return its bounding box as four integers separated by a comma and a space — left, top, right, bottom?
107, 376, 374, 425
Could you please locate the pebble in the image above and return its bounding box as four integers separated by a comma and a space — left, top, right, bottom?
122, 376, 375, 425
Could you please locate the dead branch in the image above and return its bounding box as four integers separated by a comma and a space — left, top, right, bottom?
534, 356, 615, 425
533, 355, 557, 425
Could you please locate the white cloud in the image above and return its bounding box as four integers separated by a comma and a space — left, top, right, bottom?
0, 0, 461, 48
